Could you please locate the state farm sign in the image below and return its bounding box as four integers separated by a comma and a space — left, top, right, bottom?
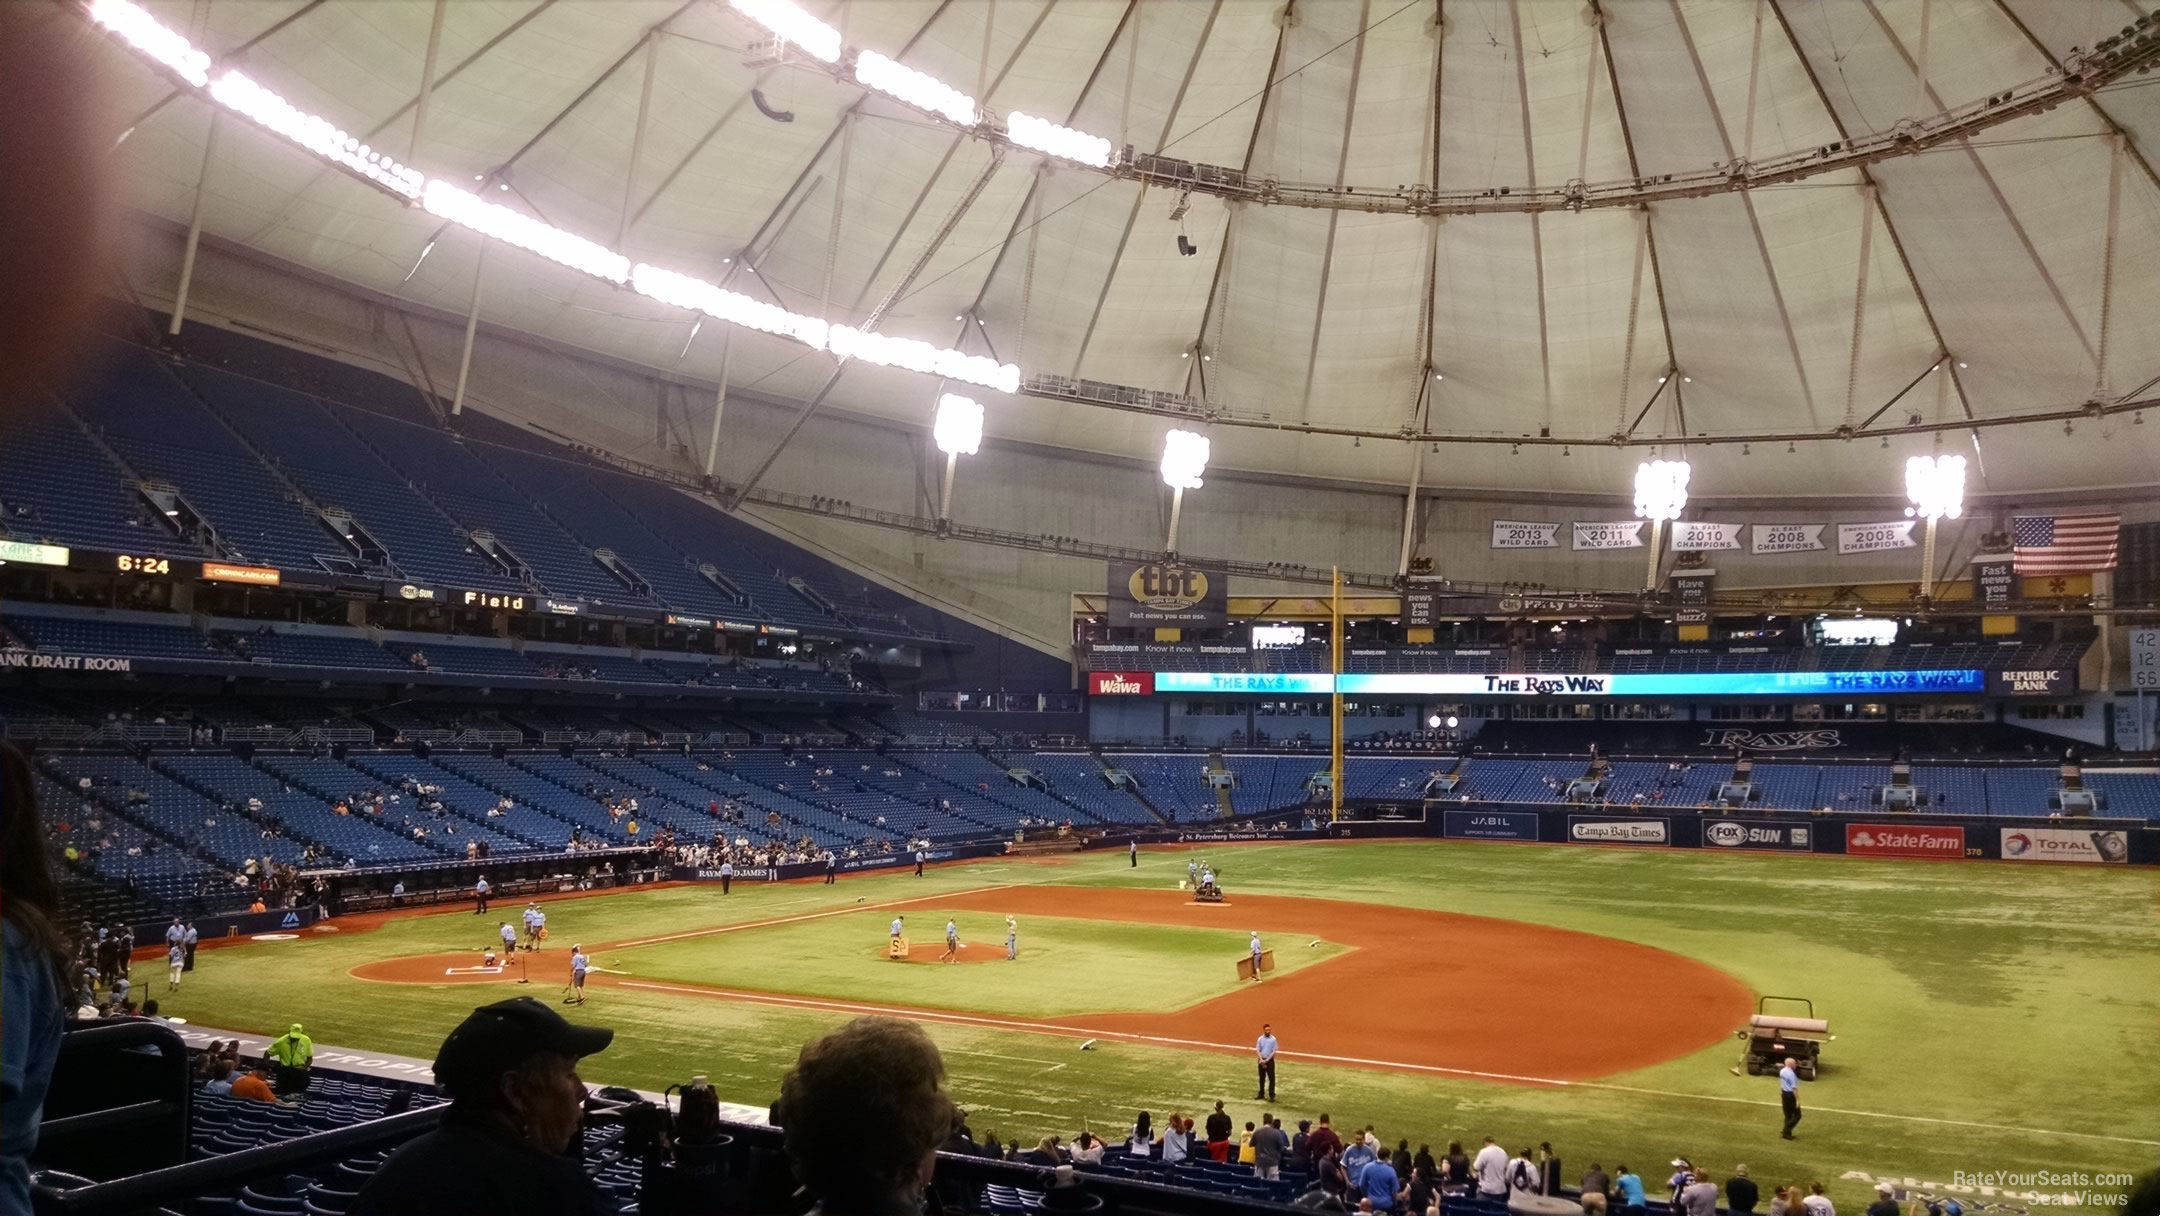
1088, 671, 1154, 695
1845, 823, 1965, 858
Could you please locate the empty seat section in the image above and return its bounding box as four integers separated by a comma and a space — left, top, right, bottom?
0, 400, 202, 558
157, 755, 444, 865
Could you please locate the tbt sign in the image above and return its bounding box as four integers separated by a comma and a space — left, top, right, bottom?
2000, 828, 2129, 864
1845, 823, 1965, 858
1108, 560, 1225, 627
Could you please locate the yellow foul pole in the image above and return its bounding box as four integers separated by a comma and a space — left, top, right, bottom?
1330, 565, 1344, 823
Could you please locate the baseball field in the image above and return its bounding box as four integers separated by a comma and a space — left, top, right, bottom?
163, 841, 2157, 1212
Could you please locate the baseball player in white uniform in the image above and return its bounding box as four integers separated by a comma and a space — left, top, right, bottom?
1005, 915, 1018, 961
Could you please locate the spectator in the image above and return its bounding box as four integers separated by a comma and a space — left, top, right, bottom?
3, 745, 68, 1216
350, 997, 616, 1216
1413, 1144, 1437, 1180
203, 1059, 236, 1096
1128, 1111, 1153, 1158
1405, 1164, 1439, 1216
1252, 1114, 1288, 1180
1292, 1120, 1311, 1163
1614, 1164, 1649, 1216
773, 1017, 959, 1214
1507, 1146, 1543, 1200
1361, 1137, 1402, 1213
1539, 1142, 1563, 1196
1801, 1183, 1835, 1216
1680, 1168, 1720, 1216
1343, 1133, 1376, 1187
1204, 1100, 1233, 1162
1307, 1113, 1342, 1171
1866, 1184, 1900, 1216
1312, 1143, 1351, 1201
1161, 1114, 1190, 1164
1442, 1140, 1471, 1188
1394, 1139, 1413, 1178
1070, 1130, 1104, 1165
1583, 1163, 1612, 1202
1728, 1166, 1760, 1215
1768, 1187, 1795, 1216
229, 1064, 280, 1104
1022, 1136, 1062, 1167
1473, 1136, 1510, 1203
266, 1023, 315, 1096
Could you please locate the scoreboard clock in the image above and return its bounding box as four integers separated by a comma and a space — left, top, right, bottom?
114, 554, 176, 575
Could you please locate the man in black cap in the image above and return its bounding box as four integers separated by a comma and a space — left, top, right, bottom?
350, 997, 615, 1216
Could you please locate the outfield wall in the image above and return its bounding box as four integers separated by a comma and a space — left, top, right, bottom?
671, 841, 1011, 884
1124, 804, 2160, 865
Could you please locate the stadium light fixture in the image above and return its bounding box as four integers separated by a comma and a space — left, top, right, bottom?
856, 50, 977, 126
84, 0, 1026, 397
1904, 452, 1966, 600
1633, 459, 1690, 592
423, 181, 629, 282
1903, 453, 1966, 520
1160, 429, 1210, 553
932, 393, 984, 522
728, 0, 843, 63
90, 0, 208, 85
1446, 715, 1459, 729
1007, 113, 1114, 168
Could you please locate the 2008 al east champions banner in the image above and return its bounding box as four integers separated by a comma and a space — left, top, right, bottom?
1752, 524, 1826, 554
1572, 521, 1644, 550
1837, 521, 1917, 554
1491, 520, 1559, 549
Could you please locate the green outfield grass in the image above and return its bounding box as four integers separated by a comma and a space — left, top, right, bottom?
159, 845, 2160, 1213
604, 910, 1347, 1016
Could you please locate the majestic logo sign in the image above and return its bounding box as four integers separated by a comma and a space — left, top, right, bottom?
1700, 728, 1843, 752
1704, 820, 1812, 851
1846, 824, 1965, 858
1088, 671, 1155, 696
1569, 817, 1669, 844
2001, 828, 2128, 864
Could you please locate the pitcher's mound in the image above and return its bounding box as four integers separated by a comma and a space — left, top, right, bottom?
886, 943, 1003, 964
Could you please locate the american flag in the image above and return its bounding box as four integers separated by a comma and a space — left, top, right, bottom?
2012, 512, 2120, 575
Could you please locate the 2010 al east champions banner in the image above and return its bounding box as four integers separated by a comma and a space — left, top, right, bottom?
1107, 560, 1226, 627
1669, 522, 1742, 551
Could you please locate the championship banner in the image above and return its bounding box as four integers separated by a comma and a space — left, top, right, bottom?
1108, 560, 1225, 627
1572, 521, 1645, 550
1670, 522, 1743, 552
1752, 523, 1826, 555
1837, 520, 1917, 554
1670, 571, 1714, 625
1973, 556, 2014, 610
1491, 520, 1559, 549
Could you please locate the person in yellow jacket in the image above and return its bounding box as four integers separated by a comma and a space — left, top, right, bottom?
266, 1023, 314, 1097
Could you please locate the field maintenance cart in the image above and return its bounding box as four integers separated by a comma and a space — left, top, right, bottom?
1737, 995, 1831, 1080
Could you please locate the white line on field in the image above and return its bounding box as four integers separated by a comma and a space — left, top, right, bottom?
609, 883, 1011, 950
1570, 1082, 2160, 1147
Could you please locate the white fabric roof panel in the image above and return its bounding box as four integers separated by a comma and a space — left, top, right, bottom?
97, 0, 2160, 497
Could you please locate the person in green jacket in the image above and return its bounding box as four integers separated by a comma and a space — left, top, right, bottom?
266, 1023, 314, 1097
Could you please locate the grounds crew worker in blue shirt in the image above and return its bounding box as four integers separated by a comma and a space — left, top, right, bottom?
1254, 1024, 1278, 1101
1778, 1056, 1802, 1139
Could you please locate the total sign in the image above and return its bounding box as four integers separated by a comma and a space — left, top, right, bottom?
1088, 671, 1154, 695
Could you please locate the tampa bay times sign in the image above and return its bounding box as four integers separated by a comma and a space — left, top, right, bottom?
1108, 560, 1227, 627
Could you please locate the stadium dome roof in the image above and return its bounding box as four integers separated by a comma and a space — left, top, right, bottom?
102, 0, 2160, 500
